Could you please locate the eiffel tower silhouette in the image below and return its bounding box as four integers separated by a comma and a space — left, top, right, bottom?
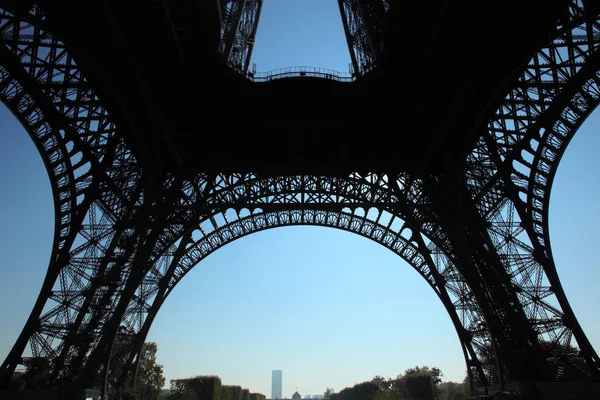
0, 1, 599, 398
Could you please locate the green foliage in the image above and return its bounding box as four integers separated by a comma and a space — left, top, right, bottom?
402, 373, 435, 400
401, 366, 442, 386
231, 385, 242, 400
330, 366, 446, 400
19, 357, 53, 388
137, 342, 166, 400
170, 375, 222, 400
221, 385, 232, 400
106, 340, 165, 400
249, 393, 266, 400
399, 366, 442, 400
241, 388, 250, 400
329, 380, 379, 400
437, 382, 464, 400
372, 376, 391, 392
460, 376, 472, 398
221, 385, 243, 400
354, 381, 380, 400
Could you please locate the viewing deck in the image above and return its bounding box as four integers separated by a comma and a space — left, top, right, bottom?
227, 63, 372, 82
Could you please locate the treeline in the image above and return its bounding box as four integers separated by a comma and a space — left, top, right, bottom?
330, 374, 435, 400
329, 366, 468, 400
169, 375, 266, 400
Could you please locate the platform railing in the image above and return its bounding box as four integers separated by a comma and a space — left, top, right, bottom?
226, 62, 372, 82
251, 66, 354, 82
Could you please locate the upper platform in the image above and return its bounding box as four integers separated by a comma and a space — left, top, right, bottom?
7, 0, 575, 176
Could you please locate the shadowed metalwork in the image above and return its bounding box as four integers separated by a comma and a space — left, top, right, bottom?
0, 0, 599, 397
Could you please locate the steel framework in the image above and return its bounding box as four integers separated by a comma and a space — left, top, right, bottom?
337, 0, 387, 75
218, 0, 262, 74
0, 0, 598, 397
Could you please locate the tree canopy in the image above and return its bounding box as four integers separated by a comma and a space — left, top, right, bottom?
401, 366, 443, 385
136, 342, 166, 399
107, 341, 165, 400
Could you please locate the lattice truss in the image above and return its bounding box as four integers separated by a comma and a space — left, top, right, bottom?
338, 0, 388, 75
0, 8, 145, 385
218, 0, 262, 74
466, 0, 600, 380
114, 173, 494, 386
0, 0, 599, 392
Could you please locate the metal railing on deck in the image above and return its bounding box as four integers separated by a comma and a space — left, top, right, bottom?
226, 62, 366, 82
251, 66, 354, 82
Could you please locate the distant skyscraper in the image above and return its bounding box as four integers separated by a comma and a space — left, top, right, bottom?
272, 370, 282, 400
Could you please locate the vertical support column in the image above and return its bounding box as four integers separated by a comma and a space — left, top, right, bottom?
355, 0, 384, 63
338, 0, 361, 75
220, 0, 248, 63
424, 169, 552, 383
242, 0, 262, 74
70, 178, 199, 397
410, 228, 489, 387
337, 0, 386, 74
0, 14, 137, 387
220, 0, 262, 74
111, 233, 194, 392
484, 130, 600, 380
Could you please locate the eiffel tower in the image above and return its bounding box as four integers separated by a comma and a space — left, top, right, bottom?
0, 0, 599, 398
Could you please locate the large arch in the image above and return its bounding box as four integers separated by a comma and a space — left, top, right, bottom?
0, 7, 146, 388
0, 0, 599, 396
465, 1, 600, 379
111, 207, 491, 393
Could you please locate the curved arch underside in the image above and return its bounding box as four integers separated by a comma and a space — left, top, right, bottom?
0, 0, 599, 393
118, 208, 490, 385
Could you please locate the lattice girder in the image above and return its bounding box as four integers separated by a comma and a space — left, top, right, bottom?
28, 171, 488, 389
337, 0, 387, 75
111, 207, 491, 389
0, 0, 599, 395
218, 0, 262, 74
0, 8, 145, 388
465, 0, 600, 380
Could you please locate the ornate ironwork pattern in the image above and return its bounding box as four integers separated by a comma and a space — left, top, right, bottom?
0, 0, 599, 396
218, 0, 262, 74
466, 0, 600, 380
0, 7, 146, 387
112, 205, 490, 387
337, 0, 387, 75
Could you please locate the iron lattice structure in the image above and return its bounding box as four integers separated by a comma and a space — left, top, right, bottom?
218, 0, 262, 74
338, 0, 388, 75
0, 0, 598, 396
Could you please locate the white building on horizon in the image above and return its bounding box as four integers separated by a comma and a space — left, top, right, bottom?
272, 370, 283, 400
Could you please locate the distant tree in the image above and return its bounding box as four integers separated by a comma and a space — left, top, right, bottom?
373, 378, 405, 400
460, 376, 472, 398
401, 366, 443, 386
170, 375, 222, 400
136, 342, 166, 399
353, 380, 380, 399
222, 384, 243, 400
403, 374, 435, 400
371, 375, 391, 392
437, 381, 463, 400
18, 357, 53, 388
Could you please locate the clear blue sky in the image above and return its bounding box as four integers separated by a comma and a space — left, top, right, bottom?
1, 0, 599, 398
